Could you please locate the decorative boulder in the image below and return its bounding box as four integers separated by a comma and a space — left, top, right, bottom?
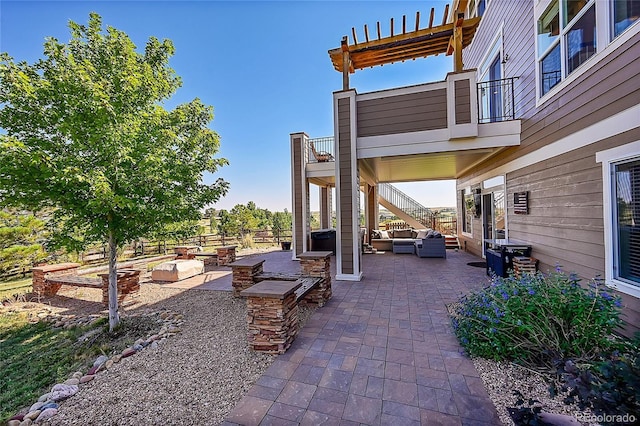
151, 260, 204, 282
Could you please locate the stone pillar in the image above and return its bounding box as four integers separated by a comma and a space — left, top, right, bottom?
298, 251, 332, 306
291, 132, 310, 259
334, 90, 362, 281
216, 245, 237, 265
99, 270, 141, 306
230, 258, 265, 297
319, 186, 332, 229
241, 280, 302, 354
174, 246, 198, 260
31, 263, 81, 296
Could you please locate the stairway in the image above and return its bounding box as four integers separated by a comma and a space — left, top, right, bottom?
377, 183, 434, 229
377, 183, 460, 249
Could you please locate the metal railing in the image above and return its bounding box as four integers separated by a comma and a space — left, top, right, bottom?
476, 77, 518, 124
307, 136, 335, 163
378, 183, 435, 228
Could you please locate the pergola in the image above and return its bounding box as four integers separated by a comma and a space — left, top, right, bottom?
328, 1, 480, 89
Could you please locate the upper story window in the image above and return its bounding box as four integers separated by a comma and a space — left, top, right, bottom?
535, 0, 639, 100
613, 0, 640, 37
468, 0, 487, 18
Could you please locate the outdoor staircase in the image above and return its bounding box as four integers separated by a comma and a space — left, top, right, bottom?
377, 183, 435, 230
377, 183, 460, 249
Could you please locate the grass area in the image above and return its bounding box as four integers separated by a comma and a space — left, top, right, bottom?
0, 277, 32, 301
0, 311, 161, 422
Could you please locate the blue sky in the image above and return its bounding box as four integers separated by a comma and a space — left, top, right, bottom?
1, 0, 457, 212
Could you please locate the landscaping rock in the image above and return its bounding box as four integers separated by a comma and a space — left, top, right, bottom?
19, 419, 32, 426
24, 410, 40, 421
93, 355, 109, 368
87, 365, 99, 375
35, 408, 58, 423
37, 393, 51, 403
8, 414, 24, 422
71, 371, 83, 379
111, 354, 122, 363
28, 401, 44, 412
79, 374, 95, 383
40, 402, 59, 411
50, 383, 78, 401
7, 420, 21, 426
105, 359, 114, 369
121, 347, 136, 358
538, 411, 581, 425
64, 378, 80, 386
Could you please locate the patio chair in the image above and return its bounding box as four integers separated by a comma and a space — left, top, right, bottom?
310, 141, 334, 162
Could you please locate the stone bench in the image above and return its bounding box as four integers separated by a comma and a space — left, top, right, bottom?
241, 280, 302, 354
229, 251, 332, 306
32, 264, 141, 306
193, 252, 218, 266
216, 245, 237, 265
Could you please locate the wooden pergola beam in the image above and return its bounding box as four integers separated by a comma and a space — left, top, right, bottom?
328, 16, 480, 73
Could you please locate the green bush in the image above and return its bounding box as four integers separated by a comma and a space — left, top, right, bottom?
452, 269, 623, 368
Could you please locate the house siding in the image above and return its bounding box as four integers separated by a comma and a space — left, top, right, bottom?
338, 98, 353, 274
459, 0, 640, 336
454, 79, 471, 124
356, 89, 447, 137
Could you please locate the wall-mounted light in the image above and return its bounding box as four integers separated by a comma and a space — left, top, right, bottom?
502, 54, 509, 64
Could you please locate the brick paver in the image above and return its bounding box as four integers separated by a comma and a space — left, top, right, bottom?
224, 249, 502, 425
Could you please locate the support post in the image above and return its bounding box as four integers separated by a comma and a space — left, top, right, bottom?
290, 132, 310, 259
341, 36, 350, 90
319, 186, 332, 229
334, 90, 362, 281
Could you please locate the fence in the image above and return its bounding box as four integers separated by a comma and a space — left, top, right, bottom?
81, 229, 293, 264
383, 216, 457, 235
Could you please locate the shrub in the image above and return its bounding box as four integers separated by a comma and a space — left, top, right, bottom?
452, 270, 623, 368
550, 338, 640, 423
241, 233, 255, 249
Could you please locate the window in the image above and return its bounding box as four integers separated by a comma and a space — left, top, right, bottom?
537, 0, 597, 96
468, 0, 486, 18
461, 188, 473, 235
596, 142, 640, 298
613, 159, 640, 286
536, 0, 639, 100
613, 0, 640, 37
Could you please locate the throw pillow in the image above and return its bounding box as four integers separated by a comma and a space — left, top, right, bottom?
379, 230, 390, 239
416, 229, 428, 239
394, 229, 413, 238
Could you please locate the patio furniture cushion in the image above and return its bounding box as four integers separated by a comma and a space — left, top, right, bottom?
415, 238, 446, 258
152, 259, 204, 282
393, 239, 415, 254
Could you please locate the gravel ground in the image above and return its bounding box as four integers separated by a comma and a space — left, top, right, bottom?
48, 289, 283, 426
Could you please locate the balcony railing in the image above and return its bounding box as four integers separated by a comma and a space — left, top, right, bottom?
307, 136, 335, 163
476, 77, 517, 124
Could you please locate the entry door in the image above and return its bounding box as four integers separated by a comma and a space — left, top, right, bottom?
482, 190, 506, 256
489, 56, 503, 122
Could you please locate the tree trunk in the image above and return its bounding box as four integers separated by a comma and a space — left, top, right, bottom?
108, 230, 120, 331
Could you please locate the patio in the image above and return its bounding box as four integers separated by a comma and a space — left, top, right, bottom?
221, 249, 501, 425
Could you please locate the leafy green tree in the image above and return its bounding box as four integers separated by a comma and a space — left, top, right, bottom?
217, 209, 238, 237
231, 203, 259, 236
271, 210, 292, 242
0, 209, 47, 275
0, 14, 228, 330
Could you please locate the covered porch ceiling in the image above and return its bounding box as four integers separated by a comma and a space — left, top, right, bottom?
307, 147, 506, 188
359, 148, 503, 185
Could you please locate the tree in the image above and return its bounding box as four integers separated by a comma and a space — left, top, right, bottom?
217, 209, 238, 237
230, 203, 259, 236
0, 14, 228, 330
271, 210, 292, 243
0, 209, 47, 275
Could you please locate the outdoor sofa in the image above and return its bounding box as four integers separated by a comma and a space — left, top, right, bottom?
370, 229, 446, 257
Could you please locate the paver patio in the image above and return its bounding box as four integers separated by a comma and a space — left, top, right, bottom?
218, 249, 501, 425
